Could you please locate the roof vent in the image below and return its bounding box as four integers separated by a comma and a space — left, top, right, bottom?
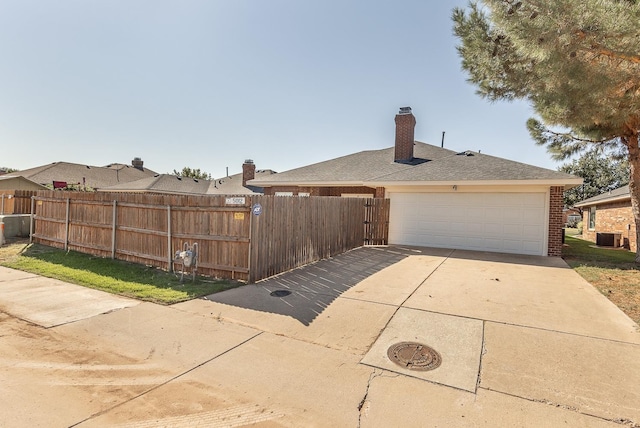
457, 151, 474, 157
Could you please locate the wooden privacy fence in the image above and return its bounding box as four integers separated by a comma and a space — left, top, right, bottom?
30, 191, 390, 283
0, 190, 38, 215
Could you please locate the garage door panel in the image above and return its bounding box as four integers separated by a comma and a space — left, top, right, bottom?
389, 192, 547, 256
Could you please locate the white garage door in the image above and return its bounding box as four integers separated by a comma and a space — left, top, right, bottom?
388, 192, 547, 255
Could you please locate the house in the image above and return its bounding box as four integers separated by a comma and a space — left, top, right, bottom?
11, 157, 156, 190
563, 207, 582, 226
0, 175, 48, 191
574, 185, 635, 251
99, 160, 276, 195
250, 107, 582, 257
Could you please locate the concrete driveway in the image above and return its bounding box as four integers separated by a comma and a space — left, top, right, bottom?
1, 246, 639, 427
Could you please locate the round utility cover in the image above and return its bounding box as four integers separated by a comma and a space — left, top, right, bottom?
270, 290, 292, 297
387, 342, 442, 371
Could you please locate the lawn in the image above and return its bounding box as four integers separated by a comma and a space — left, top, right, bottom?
0, 240, 241, 304
563, 235, 640, 325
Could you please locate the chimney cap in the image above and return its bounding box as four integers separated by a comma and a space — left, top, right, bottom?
244, 159, 254, 164
398, 107, 412, 115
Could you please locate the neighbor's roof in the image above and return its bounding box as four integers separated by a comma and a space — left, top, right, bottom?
99, 174, 212, 195
206, 170, 277, 195
12, 161, 157, 190
99, 169, 277, 195
574, 185, 630, 207
249, 142, 581, 188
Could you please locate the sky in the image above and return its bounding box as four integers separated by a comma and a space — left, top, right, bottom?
0, 0, 562, 178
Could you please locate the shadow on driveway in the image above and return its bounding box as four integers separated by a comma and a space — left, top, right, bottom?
203, 246, 425, 325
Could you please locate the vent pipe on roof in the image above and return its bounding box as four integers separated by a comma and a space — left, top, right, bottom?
441, 131, 445, 148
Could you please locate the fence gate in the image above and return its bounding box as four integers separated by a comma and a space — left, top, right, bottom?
364, 198, 390, 245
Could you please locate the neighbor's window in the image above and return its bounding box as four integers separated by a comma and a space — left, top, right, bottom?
589, 206, 596, 230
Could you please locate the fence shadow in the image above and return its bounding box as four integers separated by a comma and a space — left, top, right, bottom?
203, 246, 423, 325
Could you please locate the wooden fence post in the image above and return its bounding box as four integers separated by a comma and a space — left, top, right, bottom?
167, 205, 172, 273
111, 200, 117, 259
64, 198, 70, 251
29, 196, 35, 244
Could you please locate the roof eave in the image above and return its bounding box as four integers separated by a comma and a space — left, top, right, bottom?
247, 180, 367, 187
367, 178, 583, 188
575, 194, 631, 207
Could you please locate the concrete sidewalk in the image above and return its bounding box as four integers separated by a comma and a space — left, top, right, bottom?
0, 247, 639, 427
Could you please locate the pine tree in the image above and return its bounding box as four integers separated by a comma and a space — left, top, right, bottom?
453, 0, 640, 260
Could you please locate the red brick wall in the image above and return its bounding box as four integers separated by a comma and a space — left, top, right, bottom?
394, 112, 416, 161
581, 201, 636, 251
264, 186, 378, 197
548, 186, 564, 256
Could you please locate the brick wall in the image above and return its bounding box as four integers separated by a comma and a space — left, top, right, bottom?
581, 201, 636, 251
548, 186, 564, 256
264, 186, 379, 197
394, 111, 416, 161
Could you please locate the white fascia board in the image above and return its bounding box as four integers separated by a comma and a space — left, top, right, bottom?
575, 194, 631, 207
368, 178, 583, 188
246, 180, 367, 187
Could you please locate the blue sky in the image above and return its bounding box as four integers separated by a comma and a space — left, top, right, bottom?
0, 0, 560, 177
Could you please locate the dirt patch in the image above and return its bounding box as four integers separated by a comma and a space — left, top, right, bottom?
574, 266, 640, 326
0, 238, 30, 263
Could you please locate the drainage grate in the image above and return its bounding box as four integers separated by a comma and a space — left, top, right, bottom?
270, 290, 292, 297
387, 342, 442, 371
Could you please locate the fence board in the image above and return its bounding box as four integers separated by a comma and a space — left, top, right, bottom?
29, 191, 389, 283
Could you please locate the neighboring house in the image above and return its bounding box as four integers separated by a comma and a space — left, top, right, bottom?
574, 185, 635, 251
99, 160, 276, 195
0, 175, 48, 191
250, 107, 582, 257
563, 207, 582, 226
11, 157, 156, 190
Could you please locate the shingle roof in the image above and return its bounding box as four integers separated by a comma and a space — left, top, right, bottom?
249, 142, 579, 186
574, 185, 630, 207
13, 161, 157, 190
99, 170, 277, 195
206, 170, 277, 195
100, 174, 212, 195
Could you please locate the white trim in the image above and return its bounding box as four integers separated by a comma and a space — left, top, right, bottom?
575, 194, 630, 207
250, 179, 582, 188
341, 193, 375, 198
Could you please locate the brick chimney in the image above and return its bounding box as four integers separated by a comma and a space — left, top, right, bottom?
394, 107, 416, 162
132, 157, 144, 170
242, 159, 255, 186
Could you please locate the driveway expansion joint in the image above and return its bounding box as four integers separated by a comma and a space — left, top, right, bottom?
68, 331, 264, 428
478, 387, 639, 427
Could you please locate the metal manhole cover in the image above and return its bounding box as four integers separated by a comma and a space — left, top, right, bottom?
387, 342, 442, 371
270, 290, 292, 297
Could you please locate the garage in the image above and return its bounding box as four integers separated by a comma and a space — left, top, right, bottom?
388, 192, 548, 256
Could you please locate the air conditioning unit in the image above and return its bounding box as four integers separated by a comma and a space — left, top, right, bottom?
596, 232, 621, 247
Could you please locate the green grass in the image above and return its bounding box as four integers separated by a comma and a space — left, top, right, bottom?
563, 235, 637, 268
564, 227, 579, 237
563, 236, 640, 325
0, 242, 241, 304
